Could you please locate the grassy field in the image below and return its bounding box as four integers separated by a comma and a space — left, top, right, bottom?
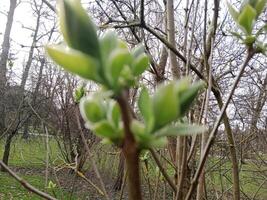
0, 136, 266, 199
0, 136, 77, 199
206, 156, 267, 199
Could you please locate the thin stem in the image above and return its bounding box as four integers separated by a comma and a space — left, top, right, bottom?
150, 148, 177, 192
185, 49, 255, 200
0, 161, 57, 200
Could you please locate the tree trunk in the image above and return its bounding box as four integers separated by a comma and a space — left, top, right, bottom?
2, 1, 44, 169
1, 123, 19, 172
0, 0, 17, 134
166, 1, 183, 193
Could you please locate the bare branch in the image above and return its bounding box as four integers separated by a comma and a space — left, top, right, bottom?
0, 161, 57, 200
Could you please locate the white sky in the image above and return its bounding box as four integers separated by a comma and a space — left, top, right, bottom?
0, 0, 37, 82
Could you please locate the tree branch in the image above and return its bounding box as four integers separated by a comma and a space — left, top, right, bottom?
149, 148, 177, 193
0, 161, 57, 200
185, 49, 255, 200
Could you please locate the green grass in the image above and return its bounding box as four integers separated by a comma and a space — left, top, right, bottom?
0, 136, 62, 168
1, 137, 266, 199
0, 136, 76, 199
207, 157, 267, 199
0, 171, 74, 200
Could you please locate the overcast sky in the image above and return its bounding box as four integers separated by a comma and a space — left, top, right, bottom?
0, 0, 55, 84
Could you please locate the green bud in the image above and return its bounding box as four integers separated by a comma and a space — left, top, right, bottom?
106, 49, 132, 86
74, 86, 85, 103
80, 97, 105, 123
243, 35, 256, 46
118, 65, 135, 87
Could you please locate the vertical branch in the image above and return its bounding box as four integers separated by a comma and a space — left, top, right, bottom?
0, 161, 57, 200
185, 50, 255, 200
116, 90, 142, 200
197, 0, 210, 198
44, 125, 50, 187
166, 0, 180, 79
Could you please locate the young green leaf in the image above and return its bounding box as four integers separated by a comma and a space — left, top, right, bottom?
130, 120, 146, 137
131, 44, 145, 58
107, 101, 121, 128
132, 54, 150, 76
46, 45, 101, 82
255, 0, 267, 16
179, 81, 205, 117
153, 82, 179, 130
175, 77, 191, 95
138, 87, 154, 132
59, 0, 101, 59
100, 30, 118, 59
230, 31, 244, 40
118, 40, 129, 50
154, 124, 207, 138
149, 137, 167, 148
237, 4, 257, 34
92, 120, 117, 138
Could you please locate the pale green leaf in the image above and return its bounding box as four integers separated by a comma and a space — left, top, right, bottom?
100, 30, 118, 58
138, 87, 154, 132
230, 31, 244, 40
46, 45, 101, 82
92, 120, 116, 138
153, 82, 179, 130
132, 54, 150, 76
107, 101, 121, 128
255, 0, 267, 16
238, 4, 257, 34
130, 120, 146, 136
131, 44, 145, 58
154, 124, 207, 137
179, 81, 205, 117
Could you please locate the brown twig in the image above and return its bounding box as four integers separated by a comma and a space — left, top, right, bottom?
0, 161, 57, 200
116, 90, 142, 200
150, 148, 177, 192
